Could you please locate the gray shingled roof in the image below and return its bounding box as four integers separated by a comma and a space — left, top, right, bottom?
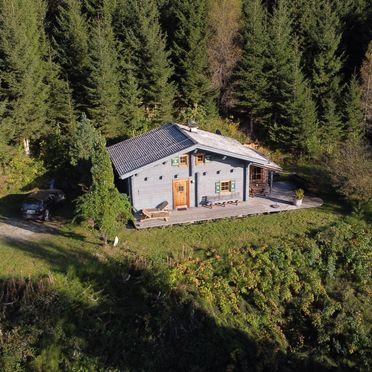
177, 124, 270, 164
108, 123, 281, 178
107, 124, 195, 177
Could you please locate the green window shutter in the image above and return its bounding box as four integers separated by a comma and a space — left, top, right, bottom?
215, 181, 221, 193
230, 180, 236, 192
171, 157, 179, 166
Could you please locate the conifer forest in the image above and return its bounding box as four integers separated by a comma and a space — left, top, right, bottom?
0, 0, 371, 371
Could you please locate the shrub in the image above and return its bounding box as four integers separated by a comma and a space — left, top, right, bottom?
295, 188, 304, 200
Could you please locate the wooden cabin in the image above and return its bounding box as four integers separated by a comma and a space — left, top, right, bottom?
108, 123, 281, 212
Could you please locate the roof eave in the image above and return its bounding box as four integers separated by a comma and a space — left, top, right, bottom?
117, 144, 198, 179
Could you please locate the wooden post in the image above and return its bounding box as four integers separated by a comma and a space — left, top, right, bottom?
246, 163, 251, 199
194, 172, 199, 207
243, 163, 248, 201
269, 171, 273, 194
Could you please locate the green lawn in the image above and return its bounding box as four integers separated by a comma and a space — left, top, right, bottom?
0, 204, 341, 278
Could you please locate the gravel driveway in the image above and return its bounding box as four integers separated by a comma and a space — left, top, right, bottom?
0, 218, 60, 242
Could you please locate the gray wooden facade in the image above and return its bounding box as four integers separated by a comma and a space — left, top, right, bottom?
108, 123, 281, 212
126, 150, 251, 211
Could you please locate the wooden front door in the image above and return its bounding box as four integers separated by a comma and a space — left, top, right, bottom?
173, 179, 190, 209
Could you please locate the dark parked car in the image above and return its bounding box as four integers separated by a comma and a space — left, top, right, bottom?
21, 189, 65, 221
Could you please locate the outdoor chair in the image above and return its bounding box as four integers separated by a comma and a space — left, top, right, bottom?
140, 201, 170, 221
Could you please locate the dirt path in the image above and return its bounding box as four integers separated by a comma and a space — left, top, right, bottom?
0, 218, 61, 242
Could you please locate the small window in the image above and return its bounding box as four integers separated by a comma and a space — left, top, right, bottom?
179, 155, 188, 167
195, 153, 205, 165
220, 181, 230, 192
252, 167, 263, 181
216, 180, 236, 193
178, 185, 185, 192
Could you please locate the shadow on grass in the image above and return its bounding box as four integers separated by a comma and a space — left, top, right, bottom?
0, 236, 333, 372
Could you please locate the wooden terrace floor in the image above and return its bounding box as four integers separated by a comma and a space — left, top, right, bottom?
134, 182, 323, 229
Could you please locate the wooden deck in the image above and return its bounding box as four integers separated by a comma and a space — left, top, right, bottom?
134, 182, 323, 229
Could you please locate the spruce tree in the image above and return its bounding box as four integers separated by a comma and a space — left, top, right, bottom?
344, 76, 364, 143
120, 62, 145, 136
0, 0, 49, 155
53, 0, 90, 111
361, 41, 372, 135
265, 0, 293, 147
45, 45, 77, 134
87, 0, 123, 138
308, 0, 343, 119
234, 0, 270, 135
285, 45, 318, 155
170, 0, 215, 113
321, 98, 343, 154
123, 0, 174, 125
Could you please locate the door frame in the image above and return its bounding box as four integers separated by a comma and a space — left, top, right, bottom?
172, 179, 190, 209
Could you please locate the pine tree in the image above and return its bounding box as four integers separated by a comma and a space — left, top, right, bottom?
120, 61, 145, 136
265, 0, 294, 146
285, 45, 318, 155
53, 0, 90, 111
170, 0, 215, 113
87, 0, 123, 138
0, 0, 49, 155
123, 0, 174, 125
45, 45, 76, 134
344, 76, 364, 143
321, 98, 343, 154
361, 41, 372, 136
308, 0, 344, 119
234, 0, 270, 135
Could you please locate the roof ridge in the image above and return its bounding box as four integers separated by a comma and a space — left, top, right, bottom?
121, 137, 194, 165
173, 123, 198, 145
107, 123, 174, 150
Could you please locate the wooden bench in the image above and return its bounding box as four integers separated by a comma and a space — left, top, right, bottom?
204, 192, 240, 208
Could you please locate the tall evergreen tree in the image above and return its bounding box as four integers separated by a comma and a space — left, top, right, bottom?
285, 45, 318, 155
321, 98, 343, 154
120, 61, 145, 136
87, 0, 123, 138
344, 76, 364, 143
234, 0, 270, 135
45, 45, 76, 134
361, 41, 372, 136
170, 0, 215, 113
265, 0, 294, 146
308, 0, 344, 119
0, 0, 49, 155
123, 0, 174, 125
53, 0, 90, 111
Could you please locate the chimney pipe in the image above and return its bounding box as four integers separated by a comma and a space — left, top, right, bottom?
187, 119, 198, 133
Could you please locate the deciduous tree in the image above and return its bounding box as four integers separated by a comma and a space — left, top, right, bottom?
76, 121, 132, 244
328, 140, 372, 208
207, 0, 242, 112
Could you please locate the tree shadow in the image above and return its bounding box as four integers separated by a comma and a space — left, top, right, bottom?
0, 237, 335, 371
